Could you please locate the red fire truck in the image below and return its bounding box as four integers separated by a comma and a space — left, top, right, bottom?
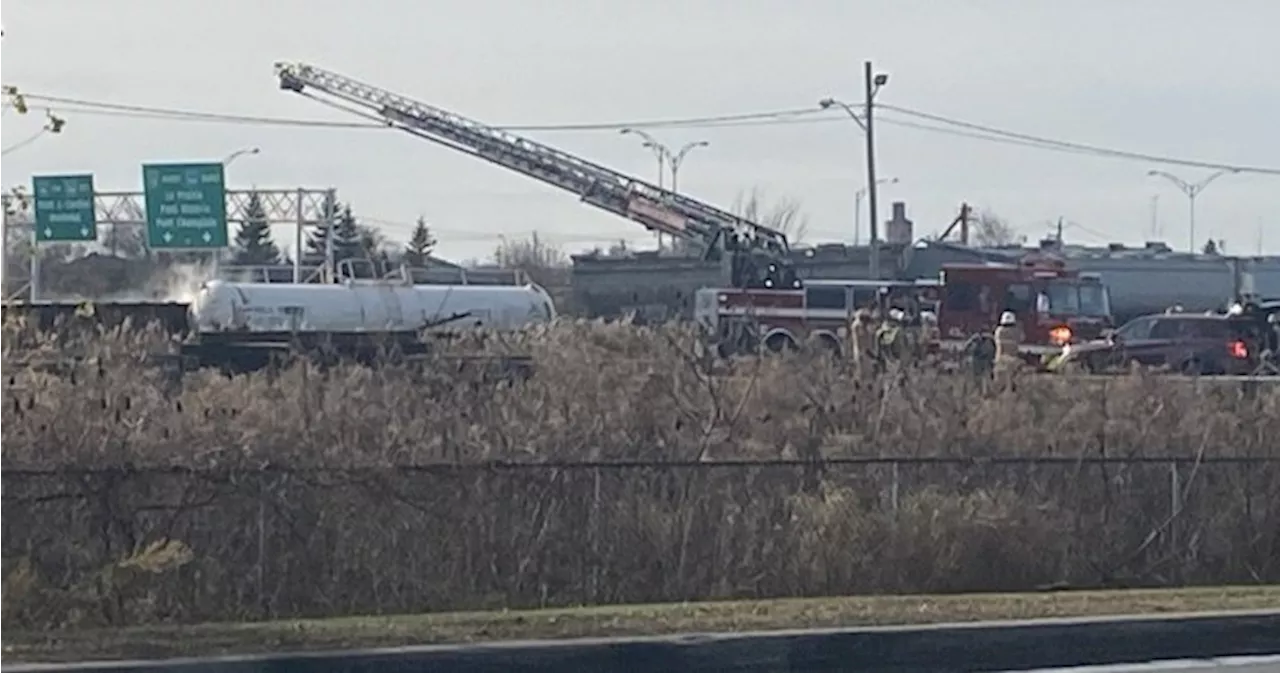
694, 278, 940, 357
695, 252, 1113, 360
936, 253, 1113, 358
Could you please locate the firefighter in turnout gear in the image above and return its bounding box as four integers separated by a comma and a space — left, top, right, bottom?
917, 310, 941, 360
875, 308, 909, 365
849, 308, 875, 372
963, 329, 998, 380
993, 311, 1023, 361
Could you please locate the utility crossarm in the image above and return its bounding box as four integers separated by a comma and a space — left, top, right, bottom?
273, 62, 789, 259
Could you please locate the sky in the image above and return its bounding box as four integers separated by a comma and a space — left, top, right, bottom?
2, 0, 1279, 263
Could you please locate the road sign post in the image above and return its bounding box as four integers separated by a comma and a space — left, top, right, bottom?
32, 174, 97, 243
142, 162, 228, 249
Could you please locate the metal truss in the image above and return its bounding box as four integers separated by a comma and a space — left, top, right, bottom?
94, 188, 335, 225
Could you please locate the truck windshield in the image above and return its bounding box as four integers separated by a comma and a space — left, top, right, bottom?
1046, 282, 1111, 317
1079, 283, 1110, 317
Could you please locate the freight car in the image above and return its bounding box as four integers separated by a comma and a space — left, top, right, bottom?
179, 278, 555, 373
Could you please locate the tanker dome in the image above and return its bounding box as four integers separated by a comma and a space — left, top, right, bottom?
190, 279, 556, 334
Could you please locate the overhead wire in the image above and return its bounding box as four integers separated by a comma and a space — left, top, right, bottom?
6, 90, 1280, 174
2, 129, 48, 156
17, 92, 827, 132
877, 103, 1280, 176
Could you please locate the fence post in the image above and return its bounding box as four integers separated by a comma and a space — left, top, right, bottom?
890, 460, 900, 515
1168, 460, 1181, 553
257, 475, 267, 616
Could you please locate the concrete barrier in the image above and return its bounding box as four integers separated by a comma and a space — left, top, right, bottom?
6, 609, 1278, 673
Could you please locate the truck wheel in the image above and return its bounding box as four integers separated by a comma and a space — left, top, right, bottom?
764, 333, 798, 354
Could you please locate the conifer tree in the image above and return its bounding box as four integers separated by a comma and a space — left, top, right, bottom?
403, 216, 437, 267
231, 192, 283, 265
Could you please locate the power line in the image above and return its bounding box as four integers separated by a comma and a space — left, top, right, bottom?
9, 90, 1280, 174
2, 129, 47, 156
16, 92, 826, 132
878, 103, 1280, 176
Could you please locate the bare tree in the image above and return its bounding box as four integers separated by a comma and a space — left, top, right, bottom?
493, 232, 568, 286
732, 188, 809, 244
972, 209, 1024, 247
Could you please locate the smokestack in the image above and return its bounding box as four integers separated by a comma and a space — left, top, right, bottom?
884, 201, 913, 245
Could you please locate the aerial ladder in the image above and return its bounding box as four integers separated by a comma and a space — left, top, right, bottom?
273, 62, 795, 288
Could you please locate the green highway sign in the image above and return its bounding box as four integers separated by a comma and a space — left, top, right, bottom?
142, 162, 228, 249
32, 174, 97, 243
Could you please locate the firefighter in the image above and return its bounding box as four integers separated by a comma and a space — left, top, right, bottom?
917, 310, 940, 359
993, 311, 1023, 362
849, 308, 875, 370
963, 328, 998, 380
875, 308, 909, 364
1259, 312, 1280, 375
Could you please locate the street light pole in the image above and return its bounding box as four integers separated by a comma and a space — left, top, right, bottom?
1147, 168, 1237, 253
222, 146, 260, 166
854, 177, 898, 247
668, 140, 710, 193
821, 61, 890, 277
215, 147, 261, 274
620, 130, 709, 250
619, 129, 668, 188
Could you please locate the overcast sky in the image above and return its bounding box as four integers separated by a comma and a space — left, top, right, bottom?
3, 0, 1278, 262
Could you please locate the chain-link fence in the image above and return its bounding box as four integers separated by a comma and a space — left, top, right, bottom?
4, 457, 1278, 629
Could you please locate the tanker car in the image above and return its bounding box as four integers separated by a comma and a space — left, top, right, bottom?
180, 279, 557, 372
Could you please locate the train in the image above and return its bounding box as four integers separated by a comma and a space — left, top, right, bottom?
3, 279, 557, 376
189, 279, 556, 338
181, 279, 556, 372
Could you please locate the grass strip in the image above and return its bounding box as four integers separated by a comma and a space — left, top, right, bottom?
5, 585, 1278, 663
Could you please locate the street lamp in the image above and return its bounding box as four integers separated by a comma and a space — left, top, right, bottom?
1147, 168, 1237, 253
619, 130, 709, 250
821, 60, 890, 277
668, 140, 710, 193
619, 129, 669, 189
854, 177, 898, 246
222, 146, 260, 166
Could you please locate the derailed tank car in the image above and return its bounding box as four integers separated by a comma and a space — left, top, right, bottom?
181, 279, 556, 373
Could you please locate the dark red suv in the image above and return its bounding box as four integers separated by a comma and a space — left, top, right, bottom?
1070, 313, 1257, 375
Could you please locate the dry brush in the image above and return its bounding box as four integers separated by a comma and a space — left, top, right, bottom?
3, 319, 1279, 630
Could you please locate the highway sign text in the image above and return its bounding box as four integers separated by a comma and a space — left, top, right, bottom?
32, 174, 97, 243
142, 162, 228, 249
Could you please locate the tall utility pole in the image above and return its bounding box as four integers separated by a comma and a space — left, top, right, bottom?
863, 61, 881, 279
820, 60, 890, 278
1147, 168, 1238, 253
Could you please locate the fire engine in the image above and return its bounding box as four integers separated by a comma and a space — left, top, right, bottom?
694, 278, 940, 357
694, 252, 1114, 361
936, 253, 1114, 358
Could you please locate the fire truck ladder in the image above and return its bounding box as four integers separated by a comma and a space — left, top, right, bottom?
274, 62, 790, 265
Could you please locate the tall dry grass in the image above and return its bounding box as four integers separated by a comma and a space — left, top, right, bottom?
3, 319, 1279, 629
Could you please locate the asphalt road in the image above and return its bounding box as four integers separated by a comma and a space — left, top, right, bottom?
1008, 655, 1280, 672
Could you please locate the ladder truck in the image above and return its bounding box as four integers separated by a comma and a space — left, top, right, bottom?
273, 62, 797, 289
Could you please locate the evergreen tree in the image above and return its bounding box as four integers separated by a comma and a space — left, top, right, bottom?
403, 216, 437, 267
231, 192, 282, 266
305, 202, 362, 265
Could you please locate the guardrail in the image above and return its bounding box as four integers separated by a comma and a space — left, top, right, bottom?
7, 610, 1278, 672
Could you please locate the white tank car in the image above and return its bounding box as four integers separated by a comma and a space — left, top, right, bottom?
190, 279, 556, 335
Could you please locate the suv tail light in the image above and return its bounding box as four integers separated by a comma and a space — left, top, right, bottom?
1228, 340, 1248, 359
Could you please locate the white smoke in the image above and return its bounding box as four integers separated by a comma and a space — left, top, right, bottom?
90, 261, 218, 304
